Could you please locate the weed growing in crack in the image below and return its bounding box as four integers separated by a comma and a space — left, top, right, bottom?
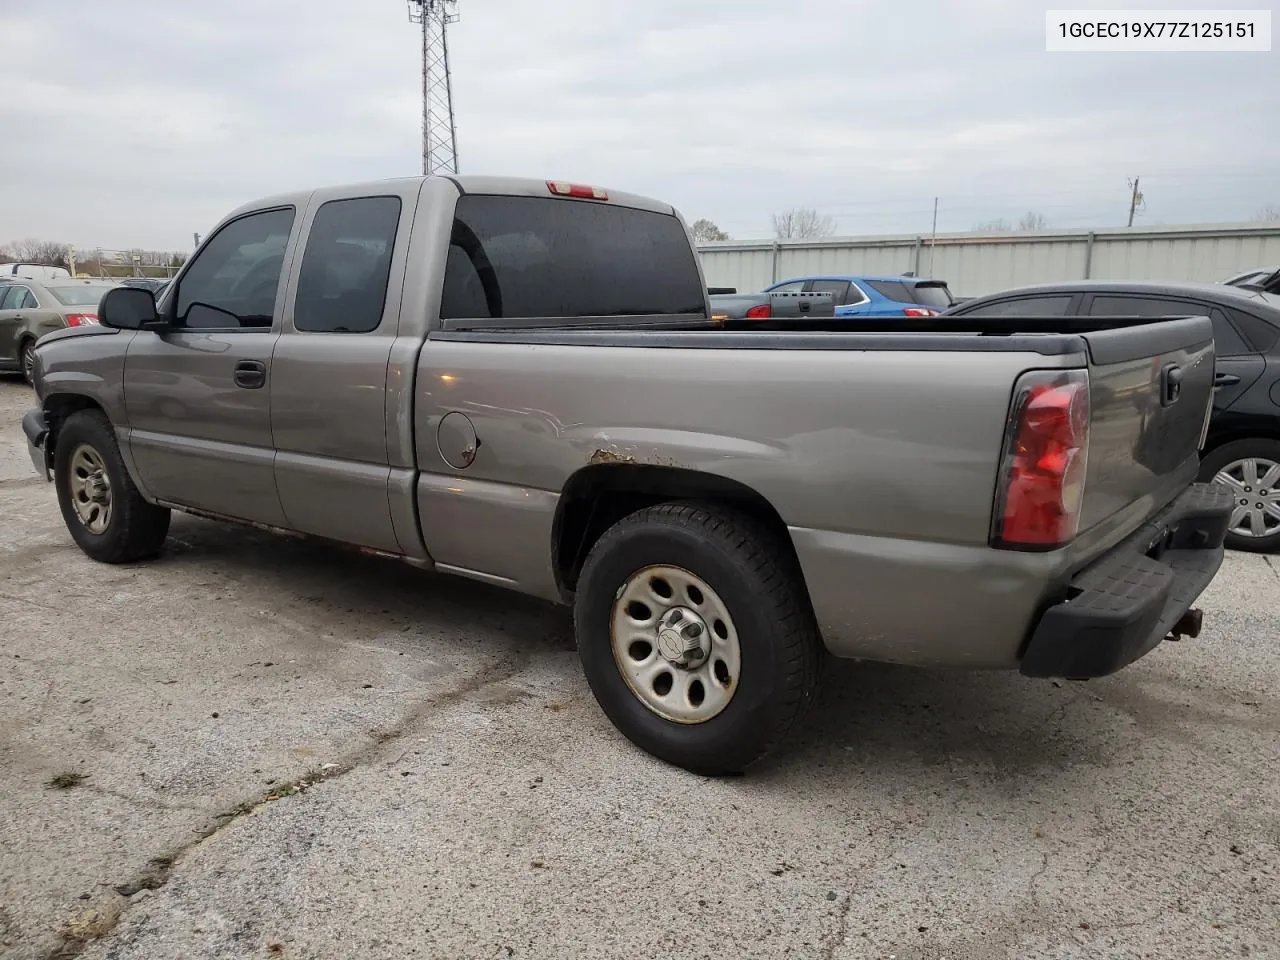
46, 771, 89, 790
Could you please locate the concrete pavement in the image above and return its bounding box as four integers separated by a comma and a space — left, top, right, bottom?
0, 378, 1276, 960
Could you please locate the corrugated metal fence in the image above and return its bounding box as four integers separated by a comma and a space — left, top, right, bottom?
697, 223, 1280, 298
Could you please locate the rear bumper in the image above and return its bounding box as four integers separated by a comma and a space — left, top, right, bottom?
23, 408, 50, 481
1019, 482, 1234, 679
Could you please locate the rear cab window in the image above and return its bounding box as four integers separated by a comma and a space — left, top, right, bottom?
438, 196, 706, 327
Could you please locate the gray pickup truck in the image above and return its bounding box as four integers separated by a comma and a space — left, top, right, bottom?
23, 175, 1234, 775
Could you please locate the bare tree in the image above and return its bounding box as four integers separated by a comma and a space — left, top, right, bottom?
0, 242, 15, 264
690, 218, 730, 243
1251, 203, 1280, 224
972, 218, 1012, 233
8, 237, 70, 267
1016, 211, 1049, 231
772, 207, 836, 240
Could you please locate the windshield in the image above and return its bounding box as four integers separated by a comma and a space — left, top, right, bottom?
47, 285, 114, 306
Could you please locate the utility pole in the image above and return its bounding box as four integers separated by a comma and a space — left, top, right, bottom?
1127, 176, 1143, 227
927, 196, 939, 277
193, 232, 201, 249
407, 0, 460, 176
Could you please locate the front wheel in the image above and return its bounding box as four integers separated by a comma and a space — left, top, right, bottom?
573, 502, 822, 775
53, 410, 171, 563
19, 338, 35, 386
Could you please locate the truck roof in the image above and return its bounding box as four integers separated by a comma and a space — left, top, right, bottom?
223, 175, 677, 223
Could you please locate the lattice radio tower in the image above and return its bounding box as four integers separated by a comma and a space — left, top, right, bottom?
407, 0, 460, 176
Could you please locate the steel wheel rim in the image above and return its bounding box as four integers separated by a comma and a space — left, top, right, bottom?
21, 342, 34, 382
68, 443, 112, 535
609, 564, 741, 724
1214, 456, 1280, 539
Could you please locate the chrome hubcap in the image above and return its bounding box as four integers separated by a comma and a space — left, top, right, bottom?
68, 444, 112, 535
610, 565, 741, 724
1215, 457, 1280, 539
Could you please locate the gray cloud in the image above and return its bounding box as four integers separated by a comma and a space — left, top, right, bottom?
0, 0, 1276, 250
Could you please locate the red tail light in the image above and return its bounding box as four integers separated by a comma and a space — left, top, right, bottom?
65, 313, 98, 327
546, 181, 608, 200
903, 307, 937, 317
992, 369, 1090, 550
744, 303, 772, 320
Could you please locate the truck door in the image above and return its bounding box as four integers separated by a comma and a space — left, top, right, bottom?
123, 206, 298, 525
269, 184, 417, 552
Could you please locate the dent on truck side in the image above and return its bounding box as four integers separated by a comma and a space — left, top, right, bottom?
411, 336, 1084, 666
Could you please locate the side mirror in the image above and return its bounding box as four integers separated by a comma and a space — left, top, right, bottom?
99, 286, 161, 331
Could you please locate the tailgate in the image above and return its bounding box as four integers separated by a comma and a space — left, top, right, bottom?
1077, 315, 1215, 534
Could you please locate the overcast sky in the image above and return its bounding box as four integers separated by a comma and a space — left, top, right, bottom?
1, 0, 1277, 250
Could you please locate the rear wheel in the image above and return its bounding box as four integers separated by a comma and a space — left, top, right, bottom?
1199, 438, 1280, 553
573, 501, 822, 775
54, 410, 171, 563
19, 338, 35, 386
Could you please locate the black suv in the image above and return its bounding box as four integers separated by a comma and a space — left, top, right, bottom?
945, 280, 1280, 553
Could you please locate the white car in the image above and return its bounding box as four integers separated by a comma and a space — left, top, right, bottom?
0, 263, 72, 281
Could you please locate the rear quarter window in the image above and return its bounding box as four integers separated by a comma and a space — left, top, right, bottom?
866, 280, 912, 303
910, 283, 953, 309
439, 196, 706, 325
1225, 307, 1280, 353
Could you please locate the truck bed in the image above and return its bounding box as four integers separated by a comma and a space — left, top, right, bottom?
420, 312, 1215, 668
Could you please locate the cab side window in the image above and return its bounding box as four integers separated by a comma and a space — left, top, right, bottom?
174, 207, 295, 330
294, 197, 401, 334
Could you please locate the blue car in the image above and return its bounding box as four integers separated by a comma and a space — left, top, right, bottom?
763, 274, 955, 319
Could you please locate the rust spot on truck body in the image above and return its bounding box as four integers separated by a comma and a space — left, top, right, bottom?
589, 448, 636, 465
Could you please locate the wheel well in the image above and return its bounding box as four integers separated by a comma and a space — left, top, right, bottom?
1203, 423, 1280, 457
43, 394, 105, 460
552, 464, 799, 595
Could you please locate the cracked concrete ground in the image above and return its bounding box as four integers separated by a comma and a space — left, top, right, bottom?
0, 377, 1277, 960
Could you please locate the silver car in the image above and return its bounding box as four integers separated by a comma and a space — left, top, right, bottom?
0, 278, 116, 383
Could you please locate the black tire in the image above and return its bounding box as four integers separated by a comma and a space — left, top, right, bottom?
573, 501, 822, 775
1198, 437, 1280, 553
19, 337, 35, 386
53, 409, 171, 563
